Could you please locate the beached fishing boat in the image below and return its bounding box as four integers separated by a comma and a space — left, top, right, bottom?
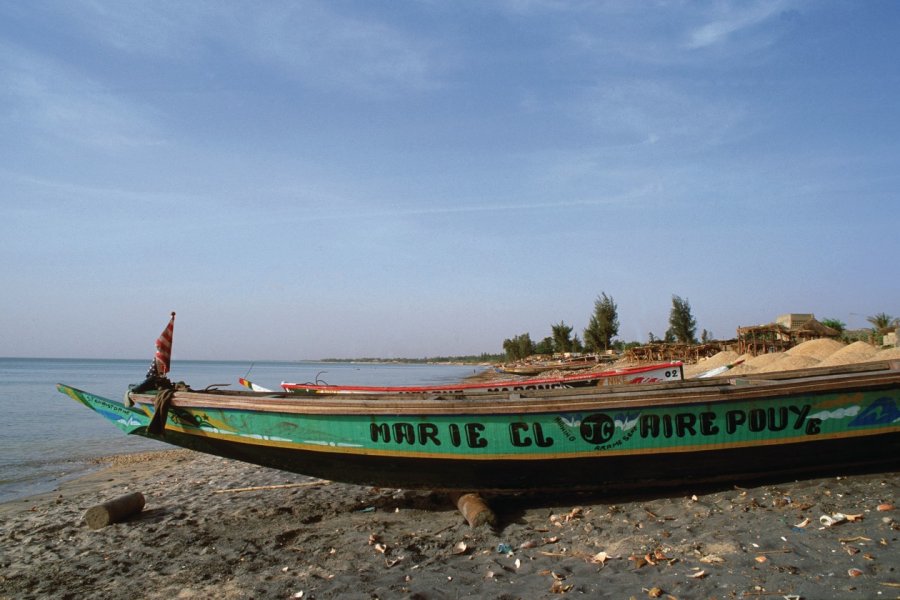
56, 315, 900, 492
276, 361, 684, 395
497, 354, 606, 376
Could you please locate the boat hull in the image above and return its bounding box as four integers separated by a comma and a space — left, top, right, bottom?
58, 360, 900, 492
138, 428, 900, 492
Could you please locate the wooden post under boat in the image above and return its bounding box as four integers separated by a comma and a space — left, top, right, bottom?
450, 492, 496, 528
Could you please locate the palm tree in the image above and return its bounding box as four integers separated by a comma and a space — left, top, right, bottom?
866, 312, 899, 335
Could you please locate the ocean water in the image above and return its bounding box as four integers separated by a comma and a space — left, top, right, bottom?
0, 357, 483, 503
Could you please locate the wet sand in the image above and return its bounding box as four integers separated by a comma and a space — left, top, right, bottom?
1, 449, 897, 599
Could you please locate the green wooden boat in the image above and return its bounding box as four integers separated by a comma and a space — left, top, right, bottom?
58, 360, 900, 492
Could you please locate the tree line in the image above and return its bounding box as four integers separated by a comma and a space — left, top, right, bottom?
502, 294, 899, 361
502, 293, 701, 361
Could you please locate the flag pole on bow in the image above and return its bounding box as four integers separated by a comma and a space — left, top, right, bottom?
152, 311, 176, 376
130, 312, 176, 394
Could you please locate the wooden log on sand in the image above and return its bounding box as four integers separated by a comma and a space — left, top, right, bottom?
83, 492, 146, 529
450, 492, 496, 528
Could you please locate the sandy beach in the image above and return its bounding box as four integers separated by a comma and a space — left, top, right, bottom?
0, 450, 897, 599
2, 342, 899, 599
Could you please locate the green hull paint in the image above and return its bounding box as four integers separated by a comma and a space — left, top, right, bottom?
57, 384, 150, 435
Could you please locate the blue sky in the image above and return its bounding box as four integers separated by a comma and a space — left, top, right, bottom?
2, 1, 898, 360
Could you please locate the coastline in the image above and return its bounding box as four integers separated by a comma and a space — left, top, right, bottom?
1, 448, 897, 598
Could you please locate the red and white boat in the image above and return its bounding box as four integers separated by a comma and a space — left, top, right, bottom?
273, 361, 683, 395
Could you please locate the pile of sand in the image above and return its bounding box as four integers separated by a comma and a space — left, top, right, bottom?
785, 338, 846, 360
682, 350, 741, 378
817, 341, 879, 367
877, 347, 900, 360
754, 354, 820, 373
691, 337, 897, 378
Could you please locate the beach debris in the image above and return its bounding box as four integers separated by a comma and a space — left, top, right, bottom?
451, 541, 469, 555
848, 568, 864, 577
876, 503, 894, 511
520, 540, 538, 549
838, 536, 872, 543
497, 543, 513, 554
82, 492, 146, 530
590, 551, 609, 566
793, 517, 811, 529
643, 586, 664, 598
651, 548, 670, 562
549, 571, 573, 594
213, 480, 328, 494
629, 554, 648, 569
699, 554, 725, 564
755, 555, 768, 563
689, 569, 707, 579
367, 533, 388, 554
819, 513, 847, 527
564, 507, 584, 521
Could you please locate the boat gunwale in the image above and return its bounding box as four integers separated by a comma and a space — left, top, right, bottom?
129, 360, 900, 416
279, 360, 684, 393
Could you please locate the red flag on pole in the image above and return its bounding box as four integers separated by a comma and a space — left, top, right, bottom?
154, 312, 176, 375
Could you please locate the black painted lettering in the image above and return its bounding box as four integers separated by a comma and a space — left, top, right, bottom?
371, 423, 390, 442
805, 418, 822, 435
465, 423, 487, 448
640, 414, 660, 438
675, 413, 697, 437
790, 405, 810, 429
532, 423, 553, 447
393, 423, 415, 444
749, 408, 766, 432
418, 423, 440, 446
662, 414, 674, 438
726, 410, 746, 434
700, 412, 719, 435
449, 423, 462, 447
767, 407, 788, 431
510, 422, 532, 447
581, 414, 615, 444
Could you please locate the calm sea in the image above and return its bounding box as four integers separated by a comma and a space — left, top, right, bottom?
0, 357, 483, 503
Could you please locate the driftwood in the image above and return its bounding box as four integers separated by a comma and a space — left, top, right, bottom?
450, 492, 496, 528
213, 481, 329, 494
83, 492, 146, 529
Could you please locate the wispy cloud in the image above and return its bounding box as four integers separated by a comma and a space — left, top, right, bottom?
48, 1, 443, 97
248, 3, 440, 95
497, 1, 802, 65
686, 1, 795, 49
0, 43, 165, 150
576, 79, 748, 150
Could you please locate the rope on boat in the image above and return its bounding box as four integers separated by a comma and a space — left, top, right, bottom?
147, 388, 175, 435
